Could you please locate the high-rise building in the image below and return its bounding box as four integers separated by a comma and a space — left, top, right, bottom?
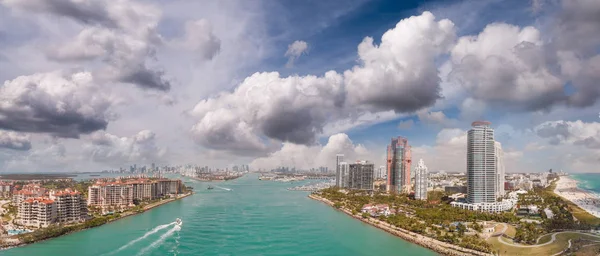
339, 162, 349, 188
49, 189, 87, 224
17, 197, 56, 228
495, 141, 505, 198
348, 161, 374, 191
387, 136, 411, 193
414, 159, 428, 200
467, 121, 497, 203
88, 182, 134, 212
375, 166, 386, 180
335, 154, 344, 187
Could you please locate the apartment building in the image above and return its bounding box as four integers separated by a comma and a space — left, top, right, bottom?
49, 189, 88, 223
88, 182, 134, 211
0, 182, 13, 198
12, 184, 46, 205
17, 197, 57, 228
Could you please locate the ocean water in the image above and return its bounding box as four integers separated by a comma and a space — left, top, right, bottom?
571, 173, 600, 194
2, 174, 436, 256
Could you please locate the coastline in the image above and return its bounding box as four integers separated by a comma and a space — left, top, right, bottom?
0, 191, 193, 250
308, 194, 491, 256
554, 176, 600, 218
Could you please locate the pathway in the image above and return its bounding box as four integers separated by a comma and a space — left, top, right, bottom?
496, 231, 600, 248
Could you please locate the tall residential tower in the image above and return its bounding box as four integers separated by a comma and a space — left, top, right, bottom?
335, 154, 344, 187
467, 121, 497, 203
495, 141, 505, 198
414, 159, 428, 200
386, 136, 411, 193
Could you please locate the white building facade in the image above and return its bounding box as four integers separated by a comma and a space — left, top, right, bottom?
335, 154, 344, 187
414, 159, 428, 200
495, 141, 505, 198
467, 121, 497, 203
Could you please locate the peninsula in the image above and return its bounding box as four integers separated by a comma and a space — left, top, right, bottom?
311, 184, 600, 256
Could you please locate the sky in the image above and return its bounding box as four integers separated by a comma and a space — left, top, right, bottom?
0, 0, 599, 173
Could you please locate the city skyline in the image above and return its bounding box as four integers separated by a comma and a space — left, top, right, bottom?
0, 0, 598, 174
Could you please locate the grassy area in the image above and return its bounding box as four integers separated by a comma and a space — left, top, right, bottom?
574, 243, 600, 256
488, 232, 600, 256
505, 224, 517, 238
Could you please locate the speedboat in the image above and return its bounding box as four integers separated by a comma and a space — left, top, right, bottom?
207, 186, 214, 190
176, 218, 182, 226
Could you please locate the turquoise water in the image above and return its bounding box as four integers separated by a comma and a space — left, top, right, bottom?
2, 174, 436, 256
571, 173, 600, 194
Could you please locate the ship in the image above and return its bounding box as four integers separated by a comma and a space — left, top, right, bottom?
175, 218, 182, 226
207, 186, 214, 190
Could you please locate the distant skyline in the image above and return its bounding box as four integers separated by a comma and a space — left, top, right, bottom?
0, 0, 599, 173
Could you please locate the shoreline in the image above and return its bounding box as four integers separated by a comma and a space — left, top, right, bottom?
187, 175, 242, 182
0, 191, 193, 250
554, 176, 600, 218
308, 194, 491, 256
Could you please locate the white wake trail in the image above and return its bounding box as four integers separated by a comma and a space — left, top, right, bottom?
215, 186, 231, 191
136, 225, 181, 256
109, 222, 175, 254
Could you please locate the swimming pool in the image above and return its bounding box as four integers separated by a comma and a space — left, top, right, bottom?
7, 229, 31, 235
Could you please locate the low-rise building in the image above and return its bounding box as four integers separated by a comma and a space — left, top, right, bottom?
450, 200, 515, 213
362, 204, 393, 217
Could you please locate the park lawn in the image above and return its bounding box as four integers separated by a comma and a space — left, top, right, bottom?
505, 224, 517, 238
569, 204, 600, 226
488, 232, 600, 256
574, 244, 600, 256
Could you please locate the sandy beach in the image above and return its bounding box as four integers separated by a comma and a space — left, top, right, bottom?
554, 176, 600, 218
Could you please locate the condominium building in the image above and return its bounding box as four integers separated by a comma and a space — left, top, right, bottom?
348, 161, 374, 191
17, 197, 57, 228
467, 121, 497, 203
156, 179, 182, 196
12, 184, 46, 205
88, 182, 134, 211
414, 159, 428, 201
131, 181, 157, 200
0, 182, 13, 198
335, 154, 344, 187
387, 136, 412, 193
49, 189, 87, 223
338, 162, 349, 188
495, 141, 505, 198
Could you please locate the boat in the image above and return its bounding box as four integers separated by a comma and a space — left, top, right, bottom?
175, 218, 182, 226
207, 186, 214, 190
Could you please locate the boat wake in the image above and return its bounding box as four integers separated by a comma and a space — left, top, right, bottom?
215, 186, 232, 191
136, 225, 181, 256
106, 222, 176, 255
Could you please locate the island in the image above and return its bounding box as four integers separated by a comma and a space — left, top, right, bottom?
0, 176, 193, 249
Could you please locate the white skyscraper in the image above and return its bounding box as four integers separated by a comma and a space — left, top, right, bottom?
375, 166, 386, 179
335, 154, 344, 187
495, 141, 505, 198
339, 162, 349, 188
414, 159, 428, 200
467, 121, 497, 203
